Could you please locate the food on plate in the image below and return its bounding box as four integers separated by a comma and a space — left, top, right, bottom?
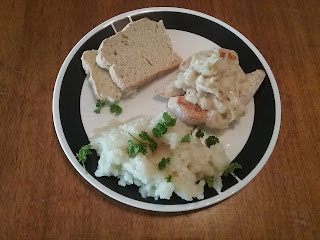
159, 48, 265, 129
239, 69, 266, 105
109, 103, 122, 116
81, 50, 123, 102
89, 112, 232, 201
96, 18, 182, 91
155, 80, 185, 98
168, 96, 207, 125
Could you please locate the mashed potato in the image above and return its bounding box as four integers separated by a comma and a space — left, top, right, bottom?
90, 113, 230, 201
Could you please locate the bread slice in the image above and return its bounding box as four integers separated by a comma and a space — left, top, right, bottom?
81, 50, 123, 102
96, 18, 182, 91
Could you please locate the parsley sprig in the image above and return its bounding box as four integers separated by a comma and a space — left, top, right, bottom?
110, 103, 122, 116
139, 131, 158, 152
127, 132, 158, 158
94, 100, 106, 113
94, 100, 122, 116
152, 112, 176, 138
127, 139, 147, 158
165, 175, 172, 182
76, 144, 92, 170
196, 128, 205, 138
223, 162, 242, 177
181, 133, 191, 143
205, 135, 219, 148
158, 157, 171, 170
203, 175, 215, 188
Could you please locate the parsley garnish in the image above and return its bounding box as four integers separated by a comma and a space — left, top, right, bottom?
181, 133, 191, 143
139, 131, 158, 152
165, 175, 172, 182
196, 129, 205, 138
152, 122, 168, 138
76, 144, 92, 170
152, 112, 176, 138
94, 100, 106, 114
110, 103, 122, 116
158, 157, 171, 170
205, 135, 219, 148
127, 132, 157, 157
127, 139, 147, 158
163, 112, 176, 126
223, 162, 242, 177
203, 175, 215, 188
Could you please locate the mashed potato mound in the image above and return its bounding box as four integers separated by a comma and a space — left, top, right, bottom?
90, 113, 230, 201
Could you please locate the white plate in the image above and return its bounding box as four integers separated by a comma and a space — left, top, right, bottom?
52, 7, 281, 212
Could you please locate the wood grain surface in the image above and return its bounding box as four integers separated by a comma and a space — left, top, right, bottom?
1, 0, 319, 239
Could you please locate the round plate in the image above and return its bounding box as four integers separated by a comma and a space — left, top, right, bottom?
52, 7, 281, 212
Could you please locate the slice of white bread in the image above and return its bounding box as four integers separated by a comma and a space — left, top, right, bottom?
96, 18, 182, 91
81, 50, 123, 102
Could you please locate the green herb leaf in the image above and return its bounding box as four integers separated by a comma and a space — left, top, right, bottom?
94, 100, 106, 114
152, 112, 176, 138
158, 157, 171, 171
139, 131, 158, 152
203, 175, 215, 188
163, 112, 176, 126
165, 175, 172, 182
223, 162, 242, 177
127, 140, 147, 158
76, 144, 92, 169
152, 122, 168, 138
196, 128, 205, 138
205, 135, 220, 148
110, 103, 122, 116
181, 133, 191, 143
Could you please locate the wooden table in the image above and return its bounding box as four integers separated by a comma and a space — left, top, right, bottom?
1, 0, 319, 239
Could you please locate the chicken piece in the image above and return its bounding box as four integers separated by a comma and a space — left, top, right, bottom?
168, 96, 207, 125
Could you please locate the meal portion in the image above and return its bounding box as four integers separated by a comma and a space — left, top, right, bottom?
90, 112, 230, 201
77, 18, 265, 201
157, 48, 265, 129
81, 50, 123, 102
81, 18, 182, 103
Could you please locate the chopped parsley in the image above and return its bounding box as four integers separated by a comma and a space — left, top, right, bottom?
152, 122, 168, 138
158, 157, 171, 170
181, 133, 191, 143
127, 132, 158, 157
205, 135, 219, 148
203, 175, 215, 188
196, 128, 205, 138
94, 100, 106, 114
110, 103, 122, 116
165, 175, 172, 182
76, 144, 92, 170
152, 112, 176, 138
223, 162, 242, 177
127, 139, 147, 158
139, 131, 158, 152
163, 112, 176, 126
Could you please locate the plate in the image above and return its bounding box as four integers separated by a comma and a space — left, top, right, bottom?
52, 7, 281, 212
